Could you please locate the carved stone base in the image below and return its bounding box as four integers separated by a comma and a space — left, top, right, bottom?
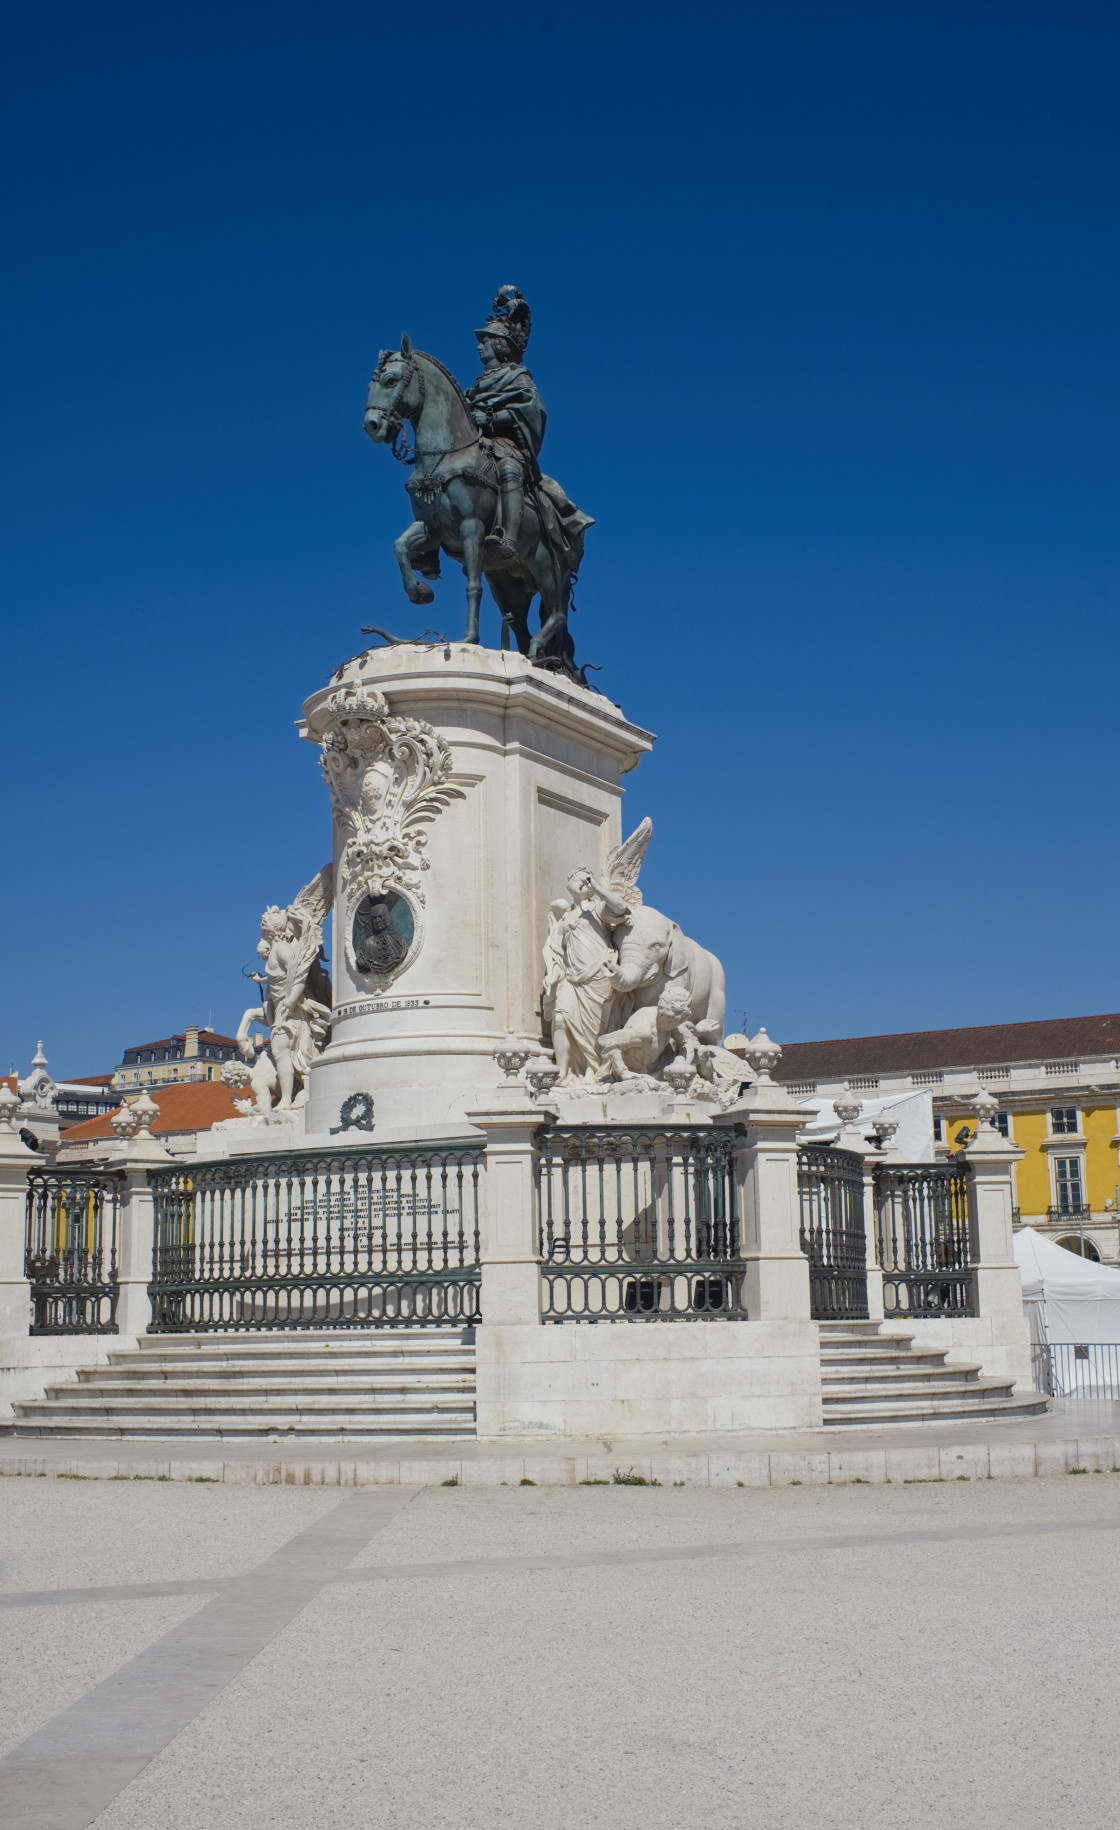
299, 642, 653, 1138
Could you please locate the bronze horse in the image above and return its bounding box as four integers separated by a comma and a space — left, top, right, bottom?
364, 338, 592, 678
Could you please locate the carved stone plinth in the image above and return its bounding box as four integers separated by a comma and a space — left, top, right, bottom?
299, 642, 652, 1139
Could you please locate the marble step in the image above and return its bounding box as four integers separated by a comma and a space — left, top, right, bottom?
823, 1394, 1048, 1425
7, 1413, 476, 1439
89, 1358, 475, 1383
818, 1335, 923, 1353
822, 1365, 986, 1389
19, 1385, 472, 1413
124, 1332, 472, 1358
822, 1376, 1014, 1404
53, 1377, 474, 1401
820, 1351, 960, 1372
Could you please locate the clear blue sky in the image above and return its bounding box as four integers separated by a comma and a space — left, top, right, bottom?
3, 0, 1118, 1079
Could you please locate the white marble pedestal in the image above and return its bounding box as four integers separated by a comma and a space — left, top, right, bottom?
299, 643, 652, 1141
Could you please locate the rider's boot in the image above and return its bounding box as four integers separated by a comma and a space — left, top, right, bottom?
484, 462, 522, 561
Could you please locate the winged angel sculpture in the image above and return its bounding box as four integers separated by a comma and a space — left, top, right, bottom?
542, 820, 736, 1096
225, 865, 334, 1116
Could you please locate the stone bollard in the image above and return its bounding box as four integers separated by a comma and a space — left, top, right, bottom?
0, 1085, 41, 1339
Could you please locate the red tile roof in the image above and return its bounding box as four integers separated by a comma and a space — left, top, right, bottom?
66, 1073, 115, 1087
774, 1012, 1120, 1082
60, 1080, 248, 1140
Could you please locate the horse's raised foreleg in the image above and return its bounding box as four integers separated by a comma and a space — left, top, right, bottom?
393, 519, 435, 606
460, 517, 484, 643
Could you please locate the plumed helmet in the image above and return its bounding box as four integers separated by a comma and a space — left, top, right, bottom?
474, 285, 532, 358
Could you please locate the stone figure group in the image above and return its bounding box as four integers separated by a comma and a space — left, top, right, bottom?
541, 821, 749, 1106
223, 866, 333, 1121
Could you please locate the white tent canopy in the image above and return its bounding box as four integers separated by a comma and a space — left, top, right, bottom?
1013, 1227, 1120, 1346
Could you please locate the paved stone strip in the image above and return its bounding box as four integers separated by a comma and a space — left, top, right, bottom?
3, 1428, 1120, 1487
0, 1486, 419, 1830
4, 1514, 1120, 1616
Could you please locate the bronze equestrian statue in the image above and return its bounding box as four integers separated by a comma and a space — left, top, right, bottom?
363, 287, 594, 682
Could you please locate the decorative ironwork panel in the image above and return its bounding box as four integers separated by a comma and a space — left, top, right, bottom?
797, 1147, 868, 1321
148, 1143, 482, 1331
537, 1125, 745, 1322
872, 1162, 975, 1318
24, 1168, 122, 1334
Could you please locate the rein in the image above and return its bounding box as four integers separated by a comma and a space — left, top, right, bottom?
375, 352, 480, 472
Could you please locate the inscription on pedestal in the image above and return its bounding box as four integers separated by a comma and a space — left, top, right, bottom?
334, 997, 432, 1021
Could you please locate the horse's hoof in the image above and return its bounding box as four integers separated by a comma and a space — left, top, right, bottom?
407, 582, 435, 606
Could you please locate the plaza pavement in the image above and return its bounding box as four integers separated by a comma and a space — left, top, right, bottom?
1, 1468, 1118, 1828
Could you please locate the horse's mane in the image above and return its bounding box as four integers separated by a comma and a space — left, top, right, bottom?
414, 348, 471, 411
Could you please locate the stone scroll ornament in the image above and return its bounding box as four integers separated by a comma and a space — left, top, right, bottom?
317, 683, 464, 982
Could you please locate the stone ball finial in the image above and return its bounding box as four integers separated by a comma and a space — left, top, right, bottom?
0, 1084, 20, 1131
833, 1093, 862, 1126
31, 1041, 47, 1070
872, 1112, 900, 1147
972, 1086, 1000, 1129
745, 1027, 781, 1083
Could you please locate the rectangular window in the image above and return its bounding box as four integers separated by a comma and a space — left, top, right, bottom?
996, 1112, 1010, 1138
1054, 1157, 1084, 1211
1051, 1108, 1078, 1134
933, 1117, 943, 1142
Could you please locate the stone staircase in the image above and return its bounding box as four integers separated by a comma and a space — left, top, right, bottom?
819, 1321, 1048, 1426
5, 1329, 477, 1439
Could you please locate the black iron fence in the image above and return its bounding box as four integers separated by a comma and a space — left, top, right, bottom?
1034, 1341, 1120, 1398
797, 1147, 868, 1321
872, 1162, 976, 1318
537, 1125, 745, 1321
24, 1167, 121, 1334
148, 1143, 483, 1331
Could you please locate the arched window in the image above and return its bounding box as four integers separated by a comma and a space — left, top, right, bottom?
1056, 1235, 1100, 1262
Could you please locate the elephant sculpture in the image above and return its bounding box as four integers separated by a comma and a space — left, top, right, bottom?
608, 901, 726, 1044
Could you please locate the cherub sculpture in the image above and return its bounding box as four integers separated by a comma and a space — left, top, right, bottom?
231, 865, 334, 1112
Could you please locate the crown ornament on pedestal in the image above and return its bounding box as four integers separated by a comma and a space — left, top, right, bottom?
745, 1028, 781, 1085
833, 1093, 862, 1127
493, 1034, 532, 1081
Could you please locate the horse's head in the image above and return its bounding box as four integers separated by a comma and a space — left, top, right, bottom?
364, 332, 424, 445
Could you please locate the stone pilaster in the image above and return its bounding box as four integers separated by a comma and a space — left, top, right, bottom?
949, 1109, 1034, 1389
0, 1092, 40, 1337
464, 1083, 543, 1327
717, 1079, 812, 1325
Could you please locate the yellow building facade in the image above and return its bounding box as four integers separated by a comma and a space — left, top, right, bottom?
776, 1013, 1120, 1264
